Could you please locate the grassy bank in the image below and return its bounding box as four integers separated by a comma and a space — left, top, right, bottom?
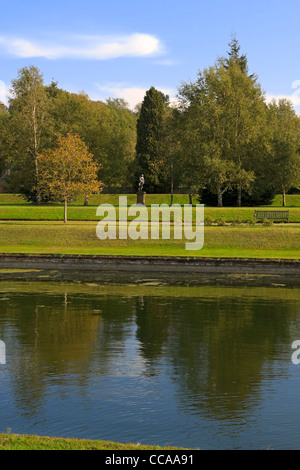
0, 204, 300, 223
0, 193, 198, 206
0, 433, 183, 450
0, 222, 299, 259
1, 193, 300, 207
0, 194, 300, 223
0, 194, 299, 259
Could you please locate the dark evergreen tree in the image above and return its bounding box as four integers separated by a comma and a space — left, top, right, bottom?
225, 34, 256, 80
225, 35, 248, 73
135, 86, 166, 192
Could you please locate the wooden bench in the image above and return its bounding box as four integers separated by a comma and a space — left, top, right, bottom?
254, 210, 290, 223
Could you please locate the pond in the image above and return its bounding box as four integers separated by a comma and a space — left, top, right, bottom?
0, 276, 300, 450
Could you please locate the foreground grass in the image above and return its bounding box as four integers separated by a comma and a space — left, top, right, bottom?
0, 433, 183, 450
0, 222, 299, 259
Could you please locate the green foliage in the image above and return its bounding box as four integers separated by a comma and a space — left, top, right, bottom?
36, 134, 101, 222
46, 90, 137, 187
7, 66, 50, 201
135, 86, 166, 192
0, 104, 9, 175
4, 68, 137, 198
204, 216, 214, 226
1, 37, 300, 207
262, 218, 274, 226
177, 37, 278, 207
216, 217, 227, 226
225, 34, 251, 76
267, 99, 300, 205
247, 217, 258, 226
231, 216, 243, 225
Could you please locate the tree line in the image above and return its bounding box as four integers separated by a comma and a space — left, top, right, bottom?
0, 69, 137, 202
0, 37, 300, 207
135, 37, 300, 207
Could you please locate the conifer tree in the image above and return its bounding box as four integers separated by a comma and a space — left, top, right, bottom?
225, 35, 249, 74
135, 86, 165, 192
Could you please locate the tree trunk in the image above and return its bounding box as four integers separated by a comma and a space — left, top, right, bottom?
188, 193, 193, 205
237, 187, 242, 207
282, 189, 286, 207
84, 195, 89, 206
33, 104, 41, 205
64, 197, 68, 224
34, 156, 41, 204
170, 181, 174, 206
217, 188, 223, 207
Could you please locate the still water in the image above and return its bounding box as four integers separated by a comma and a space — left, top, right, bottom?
0, 278, 300, 450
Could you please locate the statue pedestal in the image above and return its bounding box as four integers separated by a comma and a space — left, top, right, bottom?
137, 192, 146, 205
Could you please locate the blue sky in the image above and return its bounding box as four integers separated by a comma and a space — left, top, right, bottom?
0, 0, 300, 112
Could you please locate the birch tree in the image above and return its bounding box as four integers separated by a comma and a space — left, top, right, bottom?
268, 99, 300, 206
8, 66, 50, 202
177, 39, 267, 207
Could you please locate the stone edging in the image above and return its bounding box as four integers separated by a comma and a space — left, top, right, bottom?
0, 253, 299, 275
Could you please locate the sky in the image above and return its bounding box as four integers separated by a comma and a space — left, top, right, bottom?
0, 0, 300, 112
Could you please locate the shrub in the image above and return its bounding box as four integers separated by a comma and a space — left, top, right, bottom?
247, 217, 257, 226
204, 216, 214, 226
216, 217, 226, 226
262, 218, 273, 226
231, 216, 243, 226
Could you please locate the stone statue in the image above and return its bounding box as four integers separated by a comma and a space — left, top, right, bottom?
138, 174, 145, 192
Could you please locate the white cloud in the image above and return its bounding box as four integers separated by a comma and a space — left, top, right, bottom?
94, 83, 177, 110
0, 80, 10, 106
0, 33, 162, 60
94, 84, 149, 109
265, 93, 300, 108
265, 81, 300, 113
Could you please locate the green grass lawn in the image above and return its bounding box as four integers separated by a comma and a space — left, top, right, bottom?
1, 192, 299, 207
271, 194, 300, 207
0, 205, 299, 223
0, 194, 299, 259
0, 433, 183, 450
0, 222, 299, 259
0, 197, 300, 222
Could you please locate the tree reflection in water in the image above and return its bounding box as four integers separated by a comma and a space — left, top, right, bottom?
0, 281, 299, 445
